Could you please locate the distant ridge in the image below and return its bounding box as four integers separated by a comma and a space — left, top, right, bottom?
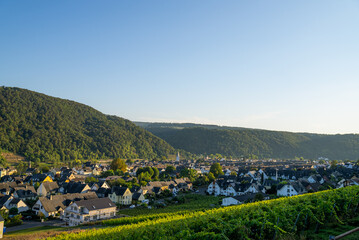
135, 122, 359, 160
0, 87, 174, 164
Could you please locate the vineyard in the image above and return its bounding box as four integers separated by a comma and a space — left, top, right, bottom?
49, 186, 359, 240
117, 194, 221, 217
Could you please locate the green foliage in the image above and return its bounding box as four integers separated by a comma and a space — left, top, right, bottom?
180, 168, 198, 181
15, 161, 27, 175
49, 186, 359, 240
0, 87, 174, 164
110, 158, 127, 172
210, 163, 223, 177
165, 165, 176, 174
41, 165, 50, 173
140, 122, 359, 160
9, 207, 18, 215
101, 170, 114, 177
0, 152, 8, 167
85, 177, 99, 183
207, 172, 215, 182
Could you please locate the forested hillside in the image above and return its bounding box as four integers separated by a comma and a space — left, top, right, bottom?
0, 87, 174, 164
136, 122, 359, 160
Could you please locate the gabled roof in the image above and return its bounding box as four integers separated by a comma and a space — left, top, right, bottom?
10, 198, 22, 205
111, 186, 130, 196
74, 197, 115, 211
42, 181, 59, 192
62, 182, 89, 193
132, 192, 143, 201
15, 189, 37, 198
38, 192, 98, 213
0, 195, 11, 207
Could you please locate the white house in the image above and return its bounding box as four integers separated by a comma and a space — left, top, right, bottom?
32, 192, 98, 218
277, 183, 306, 197
62, 198, 116, 226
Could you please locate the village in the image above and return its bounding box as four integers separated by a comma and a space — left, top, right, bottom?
0, 155, 358, 235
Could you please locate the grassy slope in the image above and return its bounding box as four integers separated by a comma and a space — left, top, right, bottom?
138, 122, 359, 160
48, 186, 359, 240
0, 87, 175, 163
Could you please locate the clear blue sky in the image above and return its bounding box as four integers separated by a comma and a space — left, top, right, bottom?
1, 1, 359, 134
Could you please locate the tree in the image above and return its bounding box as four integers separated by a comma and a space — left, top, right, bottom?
41, 166, 50, 173
9, 208, 18, 215
101, 170, 114, 177
152, 167, 159, 180
15, 161, 27, 175
210, 163, 223, 177
0, 154, 8, 167
180, 168, 197, 181
143, 167, 154, 178
110, 158, 127, 172
208, 172, 215, 182
331, 160, 338, 168
165, 165, 176, 175
85, 177, 99, 183
254, 193, 264, 202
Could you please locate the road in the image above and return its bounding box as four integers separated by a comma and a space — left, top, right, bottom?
5, 219, 64, 233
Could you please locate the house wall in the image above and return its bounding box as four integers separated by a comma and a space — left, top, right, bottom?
0, 220, 3, 238
277, 185, 298, 197
63, 204, 116, 226
109, 190, 132, 205
222, 197, 240, 206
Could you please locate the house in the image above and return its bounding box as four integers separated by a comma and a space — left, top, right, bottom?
62, 197, 116, 226
132, 192, 145, 202
0, 195, 29, 213
32, 192, 98, 218
277, 182, 306, 197
0, 182, 17, 195
0, 215, 4, 238
59, 182, 91, 194
96, 187, 111, 198
13, 189, 37, 200
7, 198, 29, 213
25, 174, 53, 183
222, 193, 269, 206
37, 182, 59, 196
307, 174, 324, 184
109, 187, 132, 205
0, 195, 11, 210
0, 168, 7, 178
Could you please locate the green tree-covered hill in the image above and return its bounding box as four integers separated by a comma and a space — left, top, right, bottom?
0, 87, 174, 164
136, 122, 359, 160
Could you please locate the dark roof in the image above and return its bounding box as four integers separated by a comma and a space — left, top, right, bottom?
15, 189, 37, 198
0, 195, 11, 207
63, 182, 88, 194
10, 198, 21, 204
74, 197, 115, 211
132, 192, 143, 201
232, 193, 268, 202
112, 186, 129, 196
38, 192, 98, 213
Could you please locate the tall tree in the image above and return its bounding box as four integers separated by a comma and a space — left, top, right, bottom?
210, 163, 224, 177
110, 158, 127, 172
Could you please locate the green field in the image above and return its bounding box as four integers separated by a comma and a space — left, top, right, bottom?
117, 194, 221, 216
48, 186, 359, 240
